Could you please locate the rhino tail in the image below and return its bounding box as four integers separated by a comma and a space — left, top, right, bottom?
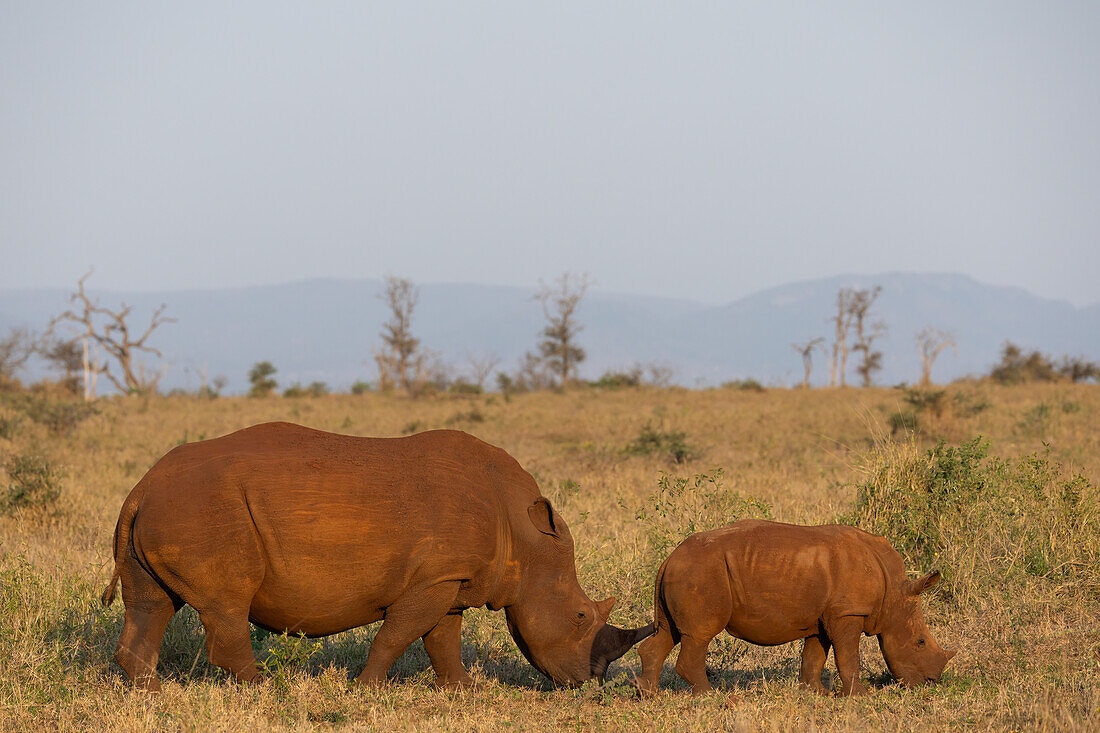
652, 555, 679, 641
101, 483, 143, 607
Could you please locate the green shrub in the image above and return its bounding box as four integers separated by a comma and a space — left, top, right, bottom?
625, 422, 694, 464
902, 387, 947, 416
349, 380, 372, 395
589, 370, 642, 389
0, 393, 96, 436
0, 413, 23, 440
2, 454, 63, 512
444, 408, 485, 426
722, 378, 765, 392
842, 437, 1100, 609
448, 379, 483, 395
888, 409, 919, 435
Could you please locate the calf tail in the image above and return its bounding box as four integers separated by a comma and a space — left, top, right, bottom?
652, 555, 679, 642
101, 484, 143, 607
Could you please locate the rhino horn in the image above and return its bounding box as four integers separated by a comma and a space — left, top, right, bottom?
591, 622, 656, 678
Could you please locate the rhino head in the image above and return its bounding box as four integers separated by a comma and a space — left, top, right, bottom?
876, 571, 957, 686
503, 497, 653, 686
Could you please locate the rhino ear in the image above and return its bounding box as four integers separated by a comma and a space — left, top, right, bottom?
906, 570, 941, 596
528, 497, 559, 537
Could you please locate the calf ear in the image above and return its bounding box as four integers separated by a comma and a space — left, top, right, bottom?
528, 497, 559, 537
906, 570, 941, 596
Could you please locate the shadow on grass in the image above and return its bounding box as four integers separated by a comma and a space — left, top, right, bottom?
46, 603, 555, 690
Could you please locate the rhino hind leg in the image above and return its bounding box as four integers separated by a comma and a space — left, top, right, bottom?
825, 615, 868, 696
115, 559, 181, 691
422, 611, 475, 688
197, 608, 260, 683
355, 580, 463, 687
799, 629, 833, 694
674, 633, 718, 695
634, 624, 677, 696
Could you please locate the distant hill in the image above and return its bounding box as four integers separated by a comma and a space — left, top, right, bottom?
1, 273, 1097, 393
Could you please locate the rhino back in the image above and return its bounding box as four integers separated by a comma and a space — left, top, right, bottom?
130, 423, 535, 634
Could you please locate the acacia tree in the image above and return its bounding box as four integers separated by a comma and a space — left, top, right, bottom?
373, 276, 424, 393
49, 271, 175, 395
916, 327, 956, 386
534, 272, 590, 388
849, 286, 886, 387
792, 337, 825, 389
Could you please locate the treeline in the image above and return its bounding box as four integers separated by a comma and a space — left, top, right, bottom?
1, 272, 1098, 399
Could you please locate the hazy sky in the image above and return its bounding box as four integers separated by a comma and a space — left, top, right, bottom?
3, 2, 1098, 305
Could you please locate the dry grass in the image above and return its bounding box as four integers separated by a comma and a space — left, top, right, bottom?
1, 383, 1099, 731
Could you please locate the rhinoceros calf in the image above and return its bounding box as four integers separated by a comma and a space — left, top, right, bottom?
634, 520, 955, 696
101, 422, 650, 691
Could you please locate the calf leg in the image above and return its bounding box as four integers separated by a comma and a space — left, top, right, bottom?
825, 616, 868, 696
674, 634, 717, 695
799, 629, 832, 694
115, 560, 180, 691
422, 611, 474, 688
634, 624, 677, 696
355, 581, 462, 686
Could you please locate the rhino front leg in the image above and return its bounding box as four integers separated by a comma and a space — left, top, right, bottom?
826, 616, 868, 696
355, 581, 462, 686
799, 630, 832, 694
423, 611, 475, 688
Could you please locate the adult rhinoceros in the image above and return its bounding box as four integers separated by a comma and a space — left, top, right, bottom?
102, 422, 650, 691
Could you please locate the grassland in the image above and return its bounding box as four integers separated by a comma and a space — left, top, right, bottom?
1, 383, 1098, 731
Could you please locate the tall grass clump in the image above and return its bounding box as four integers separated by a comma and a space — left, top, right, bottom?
843, 437, 1100, 610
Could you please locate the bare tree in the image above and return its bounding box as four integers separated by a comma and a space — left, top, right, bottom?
850, 286, 885, 387
534, 272, 590, 388
373, 276, 423, 393
0, 327, 39, 388
916, 327, 956, 386
828, 288, 856, 387
792, 337, 825, 389
49, 271, 175, 395
465, 352, 501, 390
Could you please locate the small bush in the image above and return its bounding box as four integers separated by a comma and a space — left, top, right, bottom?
3, 454, 63, 512
722, 378, 766, 392
888, 410, 918, 435
0, 393, 96, 436
402, 420, 423, 435
444, 408, 485, 426
448, 379, 483, 395
842, 437, 1100, 609
903, 387, 947, 416
624, 422, 694, 464
257, 632, 320, 694
0, 413, 23, 440
589, 370, 642, 390
349, 380, 372, 395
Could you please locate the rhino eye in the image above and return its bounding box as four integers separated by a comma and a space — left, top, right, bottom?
917, 638, 926, 647
576, 611, 586, 619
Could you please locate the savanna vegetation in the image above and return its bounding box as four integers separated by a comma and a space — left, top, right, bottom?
1, 381, 1098, 731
